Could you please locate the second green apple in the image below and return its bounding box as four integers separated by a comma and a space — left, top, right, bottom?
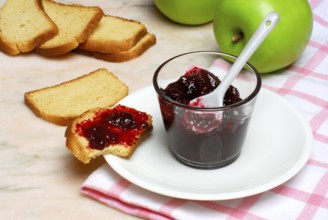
154, 0, 218, 25
213, 0, 313, 74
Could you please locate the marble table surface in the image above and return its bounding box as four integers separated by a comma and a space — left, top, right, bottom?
0, 0, 218, 219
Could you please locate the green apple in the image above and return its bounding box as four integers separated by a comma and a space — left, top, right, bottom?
154, 0, 218, 25
213, 0, 313, 73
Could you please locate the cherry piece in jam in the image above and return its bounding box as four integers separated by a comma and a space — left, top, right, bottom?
106, 112, 137, 129
76, 105, 150, 150
85, 125, 117, 150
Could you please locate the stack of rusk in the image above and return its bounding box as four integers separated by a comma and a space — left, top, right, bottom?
0, 0, 156, 62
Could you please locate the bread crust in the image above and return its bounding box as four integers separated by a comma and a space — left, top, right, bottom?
65, 106, 153, 164
79, 33, 156, 62
36, 0, 104, 56
79, 15, 148, 53
0, 0, 58, 55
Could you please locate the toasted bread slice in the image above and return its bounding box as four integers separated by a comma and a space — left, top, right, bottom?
65, 105, 152, 163
36, 0, 103, 56
79, 15, 148, 53
0, 0, 58, 55
24, 68, 128, 126
79, 33, 156, 62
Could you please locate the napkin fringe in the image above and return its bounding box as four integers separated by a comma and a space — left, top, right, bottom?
81, 185, 174, 220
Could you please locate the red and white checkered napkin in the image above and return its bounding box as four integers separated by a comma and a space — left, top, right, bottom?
81, 160, 328, 220
81, 1, 328, 219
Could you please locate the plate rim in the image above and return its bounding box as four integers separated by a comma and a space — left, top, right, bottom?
104, 86, 313, 200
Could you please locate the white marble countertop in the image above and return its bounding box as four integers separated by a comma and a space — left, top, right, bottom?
0, 0, 218, 219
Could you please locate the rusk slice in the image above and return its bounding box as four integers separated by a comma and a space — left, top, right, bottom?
24, 68, 128, 126
65, 105, 153, 163
0, 0, 58, 55
36, 0, 104, 56
79, 15, 148, 53
81, 33, 156, 62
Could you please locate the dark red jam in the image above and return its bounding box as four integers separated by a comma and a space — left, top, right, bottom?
76, 105, 150, 150
161, 66, 242, 106
159, 66, 250, 169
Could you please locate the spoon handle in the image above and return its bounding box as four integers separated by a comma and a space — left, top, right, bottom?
218, 11, 280, 105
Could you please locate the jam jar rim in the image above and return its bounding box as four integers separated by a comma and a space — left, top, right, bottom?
152, 51, 262, 111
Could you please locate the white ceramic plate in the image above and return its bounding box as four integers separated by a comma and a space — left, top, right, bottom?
104, 86, 313, 200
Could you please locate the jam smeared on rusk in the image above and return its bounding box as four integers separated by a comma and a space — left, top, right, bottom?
161, 66, 242, 106
76, 105, 150, 150
159, 66, 249, 168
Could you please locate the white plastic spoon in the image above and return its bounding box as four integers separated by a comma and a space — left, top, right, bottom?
191, 11, 280, 107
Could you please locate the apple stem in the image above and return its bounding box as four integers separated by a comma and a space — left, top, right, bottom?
232, 33, 243, 43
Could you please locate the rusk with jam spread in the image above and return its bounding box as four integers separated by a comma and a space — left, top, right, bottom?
65, 105, 152, 163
